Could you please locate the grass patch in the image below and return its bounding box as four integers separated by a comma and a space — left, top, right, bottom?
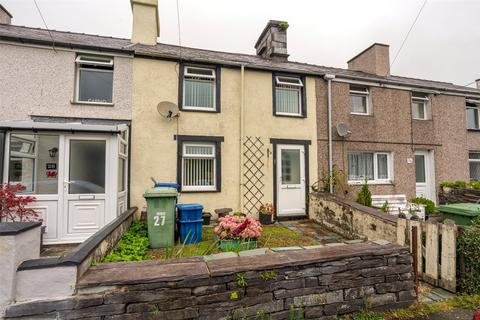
341, 295, 480, 320
103, 221, 319, 262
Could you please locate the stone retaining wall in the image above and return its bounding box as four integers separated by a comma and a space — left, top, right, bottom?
5, 242, 416, 319
439, 186, 480, 204
310, 192, 397, 243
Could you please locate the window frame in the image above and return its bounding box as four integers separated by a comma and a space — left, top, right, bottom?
411, 93, 430, 120
175, 135, 224, 193
466, 101, 480, 130
347, 151, 393, 184
178, 63, 221, 113
349, 85, 370, 116
117, 129, 128, 193
272, 73, 307, 118
469, 152, 480, 181
74, 54, 114, 105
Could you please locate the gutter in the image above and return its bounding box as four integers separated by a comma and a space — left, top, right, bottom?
324, 74, 336, 194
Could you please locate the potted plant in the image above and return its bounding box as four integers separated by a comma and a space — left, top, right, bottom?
214, 215, 262, 251
258, 203, 275, 225
202, 212, 212, 225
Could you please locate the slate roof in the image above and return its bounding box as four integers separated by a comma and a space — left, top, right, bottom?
1, 23, 479, 96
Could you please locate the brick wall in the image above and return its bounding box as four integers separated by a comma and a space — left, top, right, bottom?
5, 243, 415, 319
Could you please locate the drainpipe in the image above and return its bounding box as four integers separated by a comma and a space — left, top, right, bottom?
239, 65, 245, 211
324, 74, 336, 194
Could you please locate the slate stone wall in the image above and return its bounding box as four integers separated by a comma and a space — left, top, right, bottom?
310, 192, 398, 243
5, 243, 415, 319
439, 186, 480, 205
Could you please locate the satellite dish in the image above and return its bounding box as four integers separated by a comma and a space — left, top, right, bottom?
157, 101, 179, 118
336, 123, 351, 137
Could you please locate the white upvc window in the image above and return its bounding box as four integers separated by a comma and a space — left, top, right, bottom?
75, 55, 114, 104
347, 151, 392, 183
275, 75, 304, 116
181, 142, 217, 191
412, 93, 430, 120
349, 85, 370, 115
469, 152, 480, 181
466, 102, 480, 130
183, 66, 216, 111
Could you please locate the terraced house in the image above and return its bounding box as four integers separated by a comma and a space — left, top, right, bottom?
315, 43, 480, 203
0, 5, 133, 244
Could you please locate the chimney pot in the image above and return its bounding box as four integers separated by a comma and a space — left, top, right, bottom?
255, 20, 289, 62
476, 79, 480, 90
0, 4, 13, 25
347, 43, 390, 76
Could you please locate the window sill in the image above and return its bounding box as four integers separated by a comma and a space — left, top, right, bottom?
350, 112, 373, 117
412, 118, 432, 121
274, 113, 306, 118
180, 107, 218, 113
348, 181, 394, 186
467, 129, 480, 132
71, 100, 114, 107
180, 189, 220, 193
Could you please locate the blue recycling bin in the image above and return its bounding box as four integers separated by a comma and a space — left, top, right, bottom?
177, 203, 203, 244
154, 182, 180, 191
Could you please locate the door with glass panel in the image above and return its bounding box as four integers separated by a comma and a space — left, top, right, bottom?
415, 150, 435, 202
277, 145, 306, 216
6, 133, 62, 241
63, 136, 107, 241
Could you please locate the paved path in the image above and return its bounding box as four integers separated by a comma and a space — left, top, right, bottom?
426, 308, 474, 320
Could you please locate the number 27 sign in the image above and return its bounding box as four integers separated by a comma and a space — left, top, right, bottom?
153, 212, 166, 227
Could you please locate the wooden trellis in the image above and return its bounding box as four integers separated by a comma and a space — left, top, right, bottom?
242, 136, 265, 214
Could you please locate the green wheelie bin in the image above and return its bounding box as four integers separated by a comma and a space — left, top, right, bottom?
143, 187, 178, 248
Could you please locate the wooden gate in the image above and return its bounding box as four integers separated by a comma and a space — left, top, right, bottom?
396, 218, 457, 292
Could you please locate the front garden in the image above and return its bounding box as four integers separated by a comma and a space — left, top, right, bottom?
102, 218, 325, 263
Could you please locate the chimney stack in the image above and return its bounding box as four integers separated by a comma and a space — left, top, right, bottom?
0, 4, 12, 25
130, 0, 159, 45
347, 43, 390, 76
476, 79, 480, 90
255, 20, 289, 62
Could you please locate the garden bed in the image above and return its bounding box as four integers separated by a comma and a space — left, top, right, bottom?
101, 219, 344, 263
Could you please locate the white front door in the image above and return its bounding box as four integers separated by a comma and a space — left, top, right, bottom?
415, 150, 435, 202
62, 136, 108, 242
277, 144, 306, 217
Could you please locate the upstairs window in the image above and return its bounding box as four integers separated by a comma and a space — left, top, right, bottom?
349, 85, 370, 115
182, 66, 218, 111
412, 93, 430, 120
469, 152, 480, 181
347, 151, 392, 183
274, 75, 305, 117
467, 102, 480, 130
75, 55, 114, 104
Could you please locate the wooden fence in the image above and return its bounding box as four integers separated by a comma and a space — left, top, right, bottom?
396, 218, 457, 292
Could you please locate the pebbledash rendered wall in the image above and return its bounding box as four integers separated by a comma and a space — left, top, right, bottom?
4, 242, 415, 319
315, 80, 480, 202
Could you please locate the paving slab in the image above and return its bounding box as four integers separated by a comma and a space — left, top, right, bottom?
427, 308, 474, 320
238, 248, 269, 257
203, 252, 238, 261
344, 239, 365, 244
325, 243, 346, 247
372, 239, 390, 245
302, 245, 325, 250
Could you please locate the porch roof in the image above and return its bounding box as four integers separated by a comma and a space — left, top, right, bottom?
0, 121, 126, 133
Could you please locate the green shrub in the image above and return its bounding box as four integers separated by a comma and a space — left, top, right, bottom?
410, 197, 436, 215
457, 218, 480, 294
356, 180, 372, 207
102, 221, 151, 263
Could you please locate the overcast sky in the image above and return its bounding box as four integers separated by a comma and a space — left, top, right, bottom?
3, 0, 479, 87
